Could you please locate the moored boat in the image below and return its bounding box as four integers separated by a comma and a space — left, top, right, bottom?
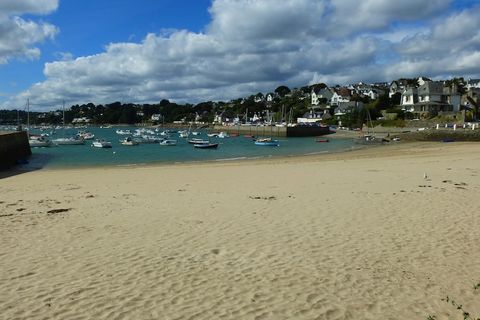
254, 138, 279, 146
159, 139, 177, 146
92, 139, 112, 148
315, 138, 329, 143
77, 131, 95, 140
194, 143, 219, 149
188, 138, 209, 144
120, 137, 139, 146
53, 136, 85, 145
29, 135, 53, 147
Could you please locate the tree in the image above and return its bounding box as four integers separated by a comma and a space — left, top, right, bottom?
274, 85, 291, 98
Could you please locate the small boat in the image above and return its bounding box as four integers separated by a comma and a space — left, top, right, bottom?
53, 136, 85, 145
29, 135, 53, 147
244, 134, 255, 139
229, 133, 240, 137
138, 135, 161, 143
188, 138, 209, 144
92, 139, 112, 148
77, 131, 95, 140
116, 129, 132, 135
315, 138, 329, 143
159, 139, 177, 146
442, 138, 455, 143
194, 143, 219, 149
178, 130, 189, 138
191, 131, 200, 136
207, 133, 220, 137
218, 132, 229, 138
254, 138, 279, 146
120, 137, 139, 146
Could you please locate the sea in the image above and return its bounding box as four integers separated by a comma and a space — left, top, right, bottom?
12, 126, 361, 170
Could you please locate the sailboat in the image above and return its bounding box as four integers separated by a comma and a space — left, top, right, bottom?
52, 101, 85, 145
26, 99, 53, 147
356, 108, 382, 145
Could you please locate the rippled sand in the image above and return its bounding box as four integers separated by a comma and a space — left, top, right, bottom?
1, 142, 479, 319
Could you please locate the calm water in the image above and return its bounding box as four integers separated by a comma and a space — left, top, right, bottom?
23, 126, 360, 169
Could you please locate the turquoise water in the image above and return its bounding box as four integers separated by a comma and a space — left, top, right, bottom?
24, 126, 359, 169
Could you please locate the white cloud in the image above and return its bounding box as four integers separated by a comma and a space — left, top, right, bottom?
0, 0, 58, 15
4, 0, 480, 110
0, 0, 59, 64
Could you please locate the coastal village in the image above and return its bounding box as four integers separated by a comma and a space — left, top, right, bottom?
2, 77, 480, 130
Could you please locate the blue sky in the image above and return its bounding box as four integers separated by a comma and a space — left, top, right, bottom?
1, 0, 480, 110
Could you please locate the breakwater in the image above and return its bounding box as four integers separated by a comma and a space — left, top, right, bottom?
0, 131, 31, 168
399, 129, 480, 141
213, 125, 331, 137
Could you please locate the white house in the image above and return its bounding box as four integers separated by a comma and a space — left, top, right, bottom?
466, 78, 480, 90
151, 114, 162, 121
401, 81, 461, 115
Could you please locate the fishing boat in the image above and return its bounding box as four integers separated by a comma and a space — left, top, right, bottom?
159, 139, 177, 146
315, 138, 329, 143
92, 139, 112, 148
254, 138, 279, 146
194, 143, 219, 149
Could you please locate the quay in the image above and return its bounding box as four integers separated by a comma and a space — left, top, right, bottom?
0, 131, 31, 168
212, 125, 331, 137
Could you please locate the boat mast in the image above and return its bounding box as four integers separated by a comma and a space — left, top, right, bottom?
27, 98, 30, 132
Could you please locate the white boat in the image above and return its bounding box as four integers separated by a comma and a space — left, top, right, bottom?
120, 137, 139, 146
92, 139, 112, 148
52, 136, 85, 145
159, 139, 177, 146
207, 133, 220, 137
116, 129, 132, 135
218, 131, 229, 138
29, 135, 53, 147
188, 138, 209, 144
254, 138, 279, 146
191, 131, 200, 136
77, 131, 95, 140
179, 130, 189, 138
135, 135, 160, 144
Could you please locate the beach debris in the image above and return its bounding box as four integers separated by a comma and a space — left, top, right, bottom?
47, 208, 71, 214
249, 195, 277, 200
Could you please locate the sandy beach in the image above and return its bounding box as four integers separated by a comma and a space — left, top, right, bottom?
1, 142, 479, 320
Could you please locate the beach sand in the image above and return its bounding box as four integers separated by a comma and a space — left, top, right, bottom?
1, 142, 479, 319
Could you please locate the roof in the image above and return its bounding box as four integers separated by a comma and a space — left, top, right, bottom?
418, 81, 443, 95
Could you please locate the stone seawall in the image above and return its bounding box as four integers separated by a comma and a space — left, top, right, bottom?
0, 131, 31, 168
213, 125, 331, 137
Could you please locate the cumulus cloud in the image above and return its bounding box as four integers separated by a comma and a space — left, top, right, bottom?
0, 0, 58, 64
4, 0, 480, 110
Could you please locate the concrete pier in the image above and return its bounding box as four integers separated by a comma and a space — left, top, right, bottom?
212, 125, 331, 137
0, 131, 31, 168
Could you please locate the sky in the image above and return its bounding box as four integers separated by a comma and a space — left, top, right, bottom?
0, 0, 480, 111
